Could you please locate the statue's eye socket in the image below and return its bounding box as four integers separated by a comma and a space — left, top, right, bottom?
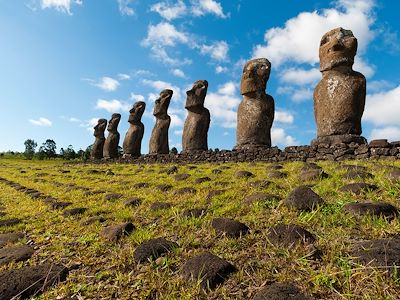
320, 37, 328, 46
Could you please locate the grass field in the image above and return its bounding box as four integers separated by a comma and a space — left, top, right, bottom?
0, 158, 400, 299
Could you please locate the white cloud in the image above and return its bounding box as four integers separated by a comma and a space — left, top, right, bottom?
252, 0, 375, 67
68, 117, 81, 122
277, 86, 313, 102
171, 68, 185, 78
141, 22, 188, 47
271, 127, 298, 146
370, 126, 400, 142
215, 65, 228, 74
364, 85, 400, 126
142, 79, 182, 101
118, 73, 130, 80
95, 99, 130, 113
275, 111, 294, 124
173, 129, 183, 135
117, 0, 134, 16
170, 114, 184, 127
280, 68, 320, 85
86, 77, 120, 92
29, 117, 52, 127
353, 57, 375, 78
204, 81, 240, 128
150, 1, 187, 21
191, 0, 228, 18
130, 93, 145, 102
200, 41, 229, 61
367, 80, 395, 93
40, 0, 81, 15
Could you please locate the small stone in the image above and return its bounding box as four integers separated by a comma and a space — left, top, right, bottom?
104, 193, 123, 201
0, 232, 24, 247
134, 238, 178, 263
62, 207, 87, 217
369, 139, 390, 148
155, 184, 173, 192
206, 189, 226, 201
83, 216, 106, 225
299, 169, 328, 181
284, 186, 324, 211
183, 208, 207, 218
388, 168, 400, 181
124, 198, 141, 207
343, 170, 373, 179
235, 170, 254, 178
0, 245, 34, 265
0, 263, 68, 299
248, 180, 271, 188
268, 170, 287, 179
174, 187, 197, 195
166, 166, 178, 174
100, 222, 135, 242
50, 201, 72, 210
181, 252, 236, 290
133, 182, 149, 188
253, 282, 314, 300
150, 202, 172, 211
244, 193, 281, 205
212, 169, 222, 174
0, 218, 21, 227
174, 173, 190, 181
339, 183, 378, 194
343, 202, 398, 220
194, 177, 211, 184
211, 218, 249, 238
267, 224, 316, 248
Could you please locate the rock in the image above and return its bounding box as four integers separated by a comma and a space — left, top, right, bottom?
369, 139, 390, 148
103, 113, 121, 159
149, 89, 173, 154
123, 101, 146, 157
340, 164, 367, 172
0, 245, 34, 265
90, 118, 107, 159
0, 263, 68, 299
194, 177, 211, 184
124, 198, 141, 207
267, 224, 316, 248
165, 165, 178, 174
313, 28, 366, 146
244, 193, 281, 205
174, 173, 190, 181
339, 183, 378, 194
105, 169, 115, 176
150, 202, 172, 211
388, 168, 400, 181
0, 232, 24, 247
83, 216, 106, 225
299, 168, 328, 181
253, 282, 314, 300
235, 170, 254, 178
343, 202, 398, 220
50, 201, 72, 210
182, 80, 210, 152
268, 164, 283, 170
100, 222, 135, 242
133, 182, 149, 188
206, 189, 226, 201
155, 184, 173, 192
181, 252, 236, 290
211, 218, 249, 238
248, 180, 271, 188
62, 207, 87, 217
268, 170, 287, 179
134, 238, 178, 263
183, 208, 207, 218
343, 170, 373, 179
104, 193, 123, 201
350, 239, 400, 271
284, 186, 324, 211
235, 58, 274, 149
212, 168, 222, 174
0, 218, 21, 227
174, 187, 197, 196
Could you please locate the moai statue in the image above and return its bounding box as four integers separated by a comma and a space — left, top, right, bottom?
103, 113, 121, 159
123, 101, 146, 157
182, 80, 210, 152
90, 118, 107, 159
149, 89, 173, 154
235, 58, 275, 149
312, 27, 366, 145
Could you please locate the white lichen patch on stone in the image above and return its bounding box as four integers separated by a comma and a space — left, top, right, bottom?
327, 78, 339, 99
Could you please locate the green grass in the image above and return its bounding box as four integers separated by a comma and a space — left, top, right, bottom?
0, 158, 399, 299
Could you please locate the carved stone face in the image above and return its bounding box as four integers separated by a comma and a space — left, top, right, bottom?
240, 58, 271, 95
94, 118, 107, 138
319, 27, 357, 72
153, 89, 173, 117
107, 113, 121, 132
185, 80, 208, 109
128, 101, 146, 123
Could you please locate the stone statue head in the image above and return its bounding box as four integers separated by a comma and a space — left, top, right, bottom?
319, 27, 357, 72
240, 58, 271, 95
128, 101, 146, 124
153, 89, 173, 117
94, 118, 107, 138
107, 113, 121, 133
185, 80, 208, 109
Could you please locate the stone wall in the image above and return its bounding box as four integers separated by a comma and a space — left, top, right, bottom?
95, 139, 400, 164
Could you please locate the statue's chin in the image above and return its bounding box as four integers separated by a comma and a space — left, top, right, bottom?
320, 57, 353, 72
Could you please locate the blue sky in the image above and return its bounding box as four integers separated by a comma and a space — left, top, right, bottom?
1, 0, 399, 153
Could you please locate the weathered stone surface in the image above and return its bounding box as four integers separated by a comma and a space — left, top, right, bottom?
90, 118, 107, 160
343, 170, 373, 179
149, 89, 173, 154
150, 201, 172, 210
248, 180, 271, 188
343, 202, 398, 220
133, 182, 149, 189
104, 193, 123, 201
134, 238, 177, 263
62, 207, 87, 217
206, 189, 226, 201
284, 186, 324, 211
103, 113, 121, 159
194, 176, 212, 184
235, 170, 254, 178
236, 58, 274, 149
388, 168, 400, 181
0, 263, 68, 300
268, 170, 287, 179
211, 218, 249, 238
244, 193, 281, 205
0, 245, 34, 265
165, 165, 178, 174
83, 216, 106, 225
313, 28, 366, 145
100, 222, 135, 242
0, 232, 24, 247
124, 198, 141, 207
267, 224, 316, 248
0, 218, 21, 227
181, 252, 236, 290
183, 208, 207, 218
350, 239, 400, 271
369, 139, 390, 148
253, 282, 314, 300
339, 183, 378, 194
123, 101, 146, 157
155, 184, 173, 192
174, 173, 190, 181
182, 80, 210, 152
299, 168, 328, 181
174, 187, 197, 195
